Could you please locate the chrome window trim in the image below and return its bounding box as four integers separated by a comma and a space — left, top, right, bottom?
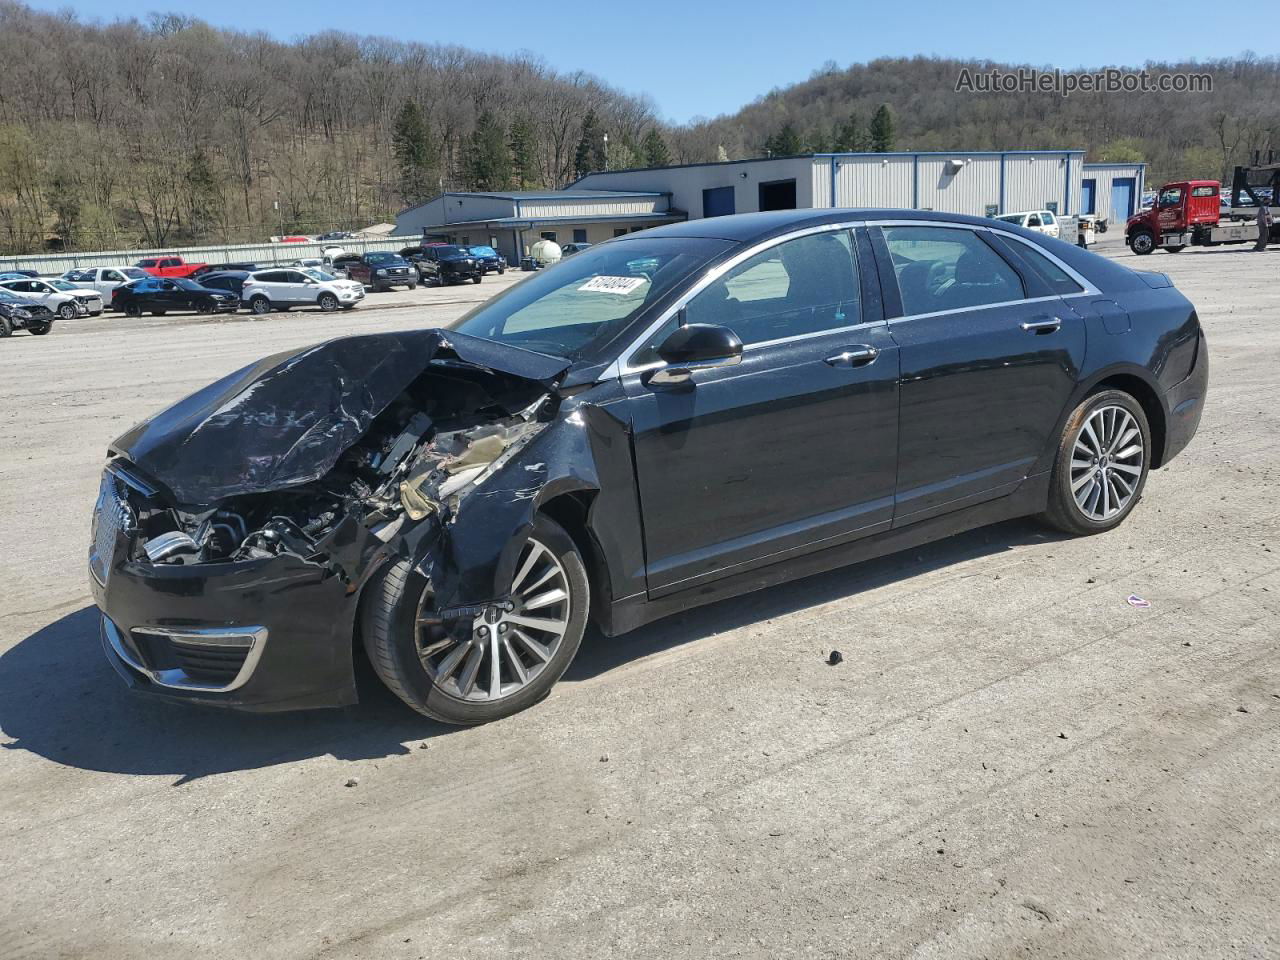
608, 220, 869, 378
103, 618, 269, 693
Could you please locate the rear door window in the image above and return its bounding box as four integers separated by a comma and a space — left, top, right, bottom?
882, 226, 1025, 315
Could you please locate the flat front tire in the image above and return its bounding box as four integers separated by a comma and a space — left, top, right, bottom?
1041, 389, 1151, 536
363, 515, 589, 725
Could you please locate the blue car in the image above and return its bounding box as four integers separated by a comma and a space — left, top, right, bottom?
464, 245, 506, 275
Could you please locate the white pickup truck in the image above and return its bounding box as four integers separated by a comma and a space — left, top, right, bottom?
61, 266, 151, 308
993, 209, 1094, 247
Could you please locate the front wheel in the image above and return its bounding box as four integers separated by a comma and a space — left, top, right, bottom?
1129, 230, 1155, 255
28, 322, 51, 335
472, 275, 482, 284
1164, 245, 1185, 253
195, 299, 214, 314
58, 302, 78, 320
317, 293, 339, 312
1041, 389, 1151, 536
0, 316, 12, 337
363, 515, 589, 724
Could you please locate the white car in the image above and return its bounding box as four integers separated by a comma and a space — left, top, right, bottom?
61, 266, 151, 307
994, 209, 1061, 239
240, 266, 365, 314
0, 277, 103, 319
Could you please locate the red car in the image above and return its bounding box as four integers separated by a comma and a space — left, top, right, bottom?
134, 255, 209, 279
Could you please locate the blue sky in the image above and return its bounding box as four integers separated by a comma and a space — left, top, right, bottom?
29, 0, 1251, 123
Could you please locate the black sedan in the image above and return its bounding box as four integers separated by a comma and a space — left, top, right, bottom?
113, 276, 240, 317
0, 288, 55, 336
90, 209, 1207, 724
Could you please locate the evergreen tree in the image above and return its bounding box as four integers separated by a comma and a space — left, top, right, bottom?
764, 123, 803, 156
869, 104, 895, 153
641, 128, 671, 168
508, 115, 539, 189
834, 112, 867, 152
392, 100, 436, 202
574, 111, 608, 178
186, 148, 221, 236
463, 111, 512, 191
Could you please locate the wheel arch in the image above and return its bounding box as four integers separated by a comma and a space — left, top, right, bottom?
536, 488, 612, 630
1074, 367, 1169, 468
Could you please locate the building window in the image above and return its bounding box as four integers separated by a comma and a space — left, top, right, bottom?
613, 228, 628, 238
573, 228, 587, 243
540, 231, 557, 241
984, 204, 999, 218
462, 235, 470, 244
1044, 201, 1058, 214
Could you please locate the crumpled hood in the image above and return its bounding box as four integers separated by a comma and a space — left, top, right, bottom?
110, 329, 569, 504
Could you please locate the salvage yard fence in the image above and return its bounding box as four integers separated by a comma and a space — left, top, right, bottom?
0, 235, 424, 274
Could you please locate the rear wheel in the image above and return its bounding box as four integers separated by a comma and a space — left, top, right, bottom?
1041, 389, 1151, 536
317, 293, 339, 312
124, 303, 142, 318
363, 515, 588, 724
249, 296, 271, 315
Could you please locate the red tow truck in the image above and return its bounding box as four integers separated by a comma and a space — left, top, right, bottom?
134, 255, 209, 278
1126, 163, 1279, 255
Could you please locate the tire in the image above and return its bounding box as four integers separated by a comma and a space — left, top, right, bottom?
249, 296, 271, 315
28, 322, 51, 335
472, 275, 482, 284
363, 515, 589, 725
373, 284, 387, 293
58, 302, 78, 320
1129, 230, 1155, 255
195, 299, 214, 314
1096, 221, 1109, 234
1164, 245, 1185, 253
1040, 389, 1151, 536
124, 303, 142, 318
407, 282, 417, 290
0, 316, 11, 337
498, 266, 506, 275
317, 293, 339, 312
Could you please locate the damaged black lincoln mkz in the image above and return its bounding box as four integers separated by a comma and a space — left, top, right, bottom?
91, 210, 1208, 724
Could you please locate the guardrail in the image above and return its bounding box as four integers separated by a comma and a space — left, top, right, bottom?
0, 235, 423, 274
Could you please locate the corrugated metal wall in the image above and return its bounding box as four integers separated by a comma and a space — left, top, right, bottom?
1003, 153, 1077, 215
1080, 163, 1147, 223
916, 157, 1001, 214
518, 196, 666, 218
0, 235, 420, 274
831, 156, 915, 208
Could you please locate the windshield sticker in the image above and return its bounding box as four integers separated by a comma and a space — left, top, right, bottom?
578, 275, 646, 295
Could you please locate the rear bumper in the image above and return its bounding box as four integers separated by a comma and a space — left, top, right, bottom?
92, 552, 359, 712
1161, 326, 1209, 465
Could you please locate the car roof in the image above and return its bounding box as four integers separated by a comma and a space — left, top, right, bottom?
630, 208, 1035, 245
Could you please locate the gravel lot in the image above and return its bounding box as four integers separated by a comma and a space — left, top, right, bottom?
2, 242, 1278, 960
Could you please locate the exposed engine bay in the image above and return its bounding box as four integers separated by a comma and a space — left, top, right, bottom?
123, 359, 554, 569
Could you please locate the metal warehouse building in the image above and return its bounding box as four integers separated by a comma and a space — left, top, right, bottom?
1080, 162, 1147, 225
396, 149, 1116, 258
394, 190, 684, 264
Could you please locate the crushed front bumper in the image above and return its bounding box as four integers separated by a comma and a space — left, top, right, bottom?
92, 551, 359, 712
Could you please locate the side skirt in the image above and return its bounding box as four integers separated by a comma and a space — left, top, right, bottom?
600, 472, 1051, 637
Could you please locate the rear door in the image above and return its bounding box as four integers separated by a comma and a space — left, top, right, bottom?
624, 226, 901, 595
873, 223, 1086, 525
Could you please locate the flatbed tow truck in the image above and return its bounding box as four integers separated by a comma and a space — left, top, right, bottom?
1125, 160, 1280, 255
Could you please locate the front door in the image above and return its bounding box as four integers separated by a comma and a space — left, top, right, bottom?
624, 227, 900, 596
875, 224, 1086, 524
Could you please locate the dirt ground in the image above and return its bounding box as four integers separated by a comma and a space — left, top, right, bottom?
1, 240, 1278, 960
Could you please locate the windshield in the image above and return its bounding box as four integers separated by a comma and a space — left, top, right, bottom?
995, 214, 1023, 224
365, 252, 402, 264
303, 268, 338, 282
452, 237, 733, 364
120, 268, 147, 279
435, 245, 469, 260
49, 279, 77, 291
468, 246, 497, 257
173, 277, 203, 290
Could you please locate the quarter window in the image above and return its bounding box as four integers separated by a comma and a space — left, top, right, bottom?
1006, 240, 1083, 295
882, 226, 1024, 315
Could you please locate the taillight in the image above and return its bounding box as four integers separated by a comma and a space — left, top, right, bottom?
242, 279, 254, 286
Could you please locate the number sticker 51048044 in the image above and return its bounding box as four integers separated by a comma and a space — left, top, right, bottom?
578, 275, 646, 295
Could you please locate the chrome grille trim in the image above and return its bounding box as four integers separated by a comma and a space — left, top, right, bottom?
89, 472, 134, 586
102, 618, 269, 693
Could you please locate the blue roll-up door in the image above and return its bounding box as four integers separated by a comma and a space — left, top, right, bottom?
1110, 178, 1135, 221
1081, 179, 1096, 215
702, 186, 735, 218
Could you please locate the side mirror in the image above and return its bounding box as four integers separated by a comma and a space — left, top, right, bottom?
644, 323, 743, 387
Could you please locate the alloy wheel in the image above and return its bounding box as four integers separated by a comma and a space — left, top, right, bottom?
1070, 404, 1145, 521
415, 538, 571, 702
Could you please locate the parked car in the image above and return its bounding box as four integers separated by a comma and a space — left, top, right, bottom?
560, 242, 593, 257
0, 287, 55, 336
464, 245, 507, 274
192, 262, 259, 278
413, 244, 482, 285
239, 267, 365, 314
112, 276, 239, 316
290, 257, 327, 271
0, 269, 39, 280
344, 252, 417, 291
195, 271, 250, 298
320, 245, 345, 264
88, 209, 1207, 724
279, 235, 311, 243
0, 277, 101, 319
317, 231, 354, 242
134, 255, 209, 279
329, 253, 362, 278
62, 266, 151, 307
993, 210, 1061, 239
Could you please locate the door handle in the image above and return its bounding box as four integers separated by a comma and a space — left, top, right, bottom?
1020, 317, 1061, 335
824, 345, 879, 367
